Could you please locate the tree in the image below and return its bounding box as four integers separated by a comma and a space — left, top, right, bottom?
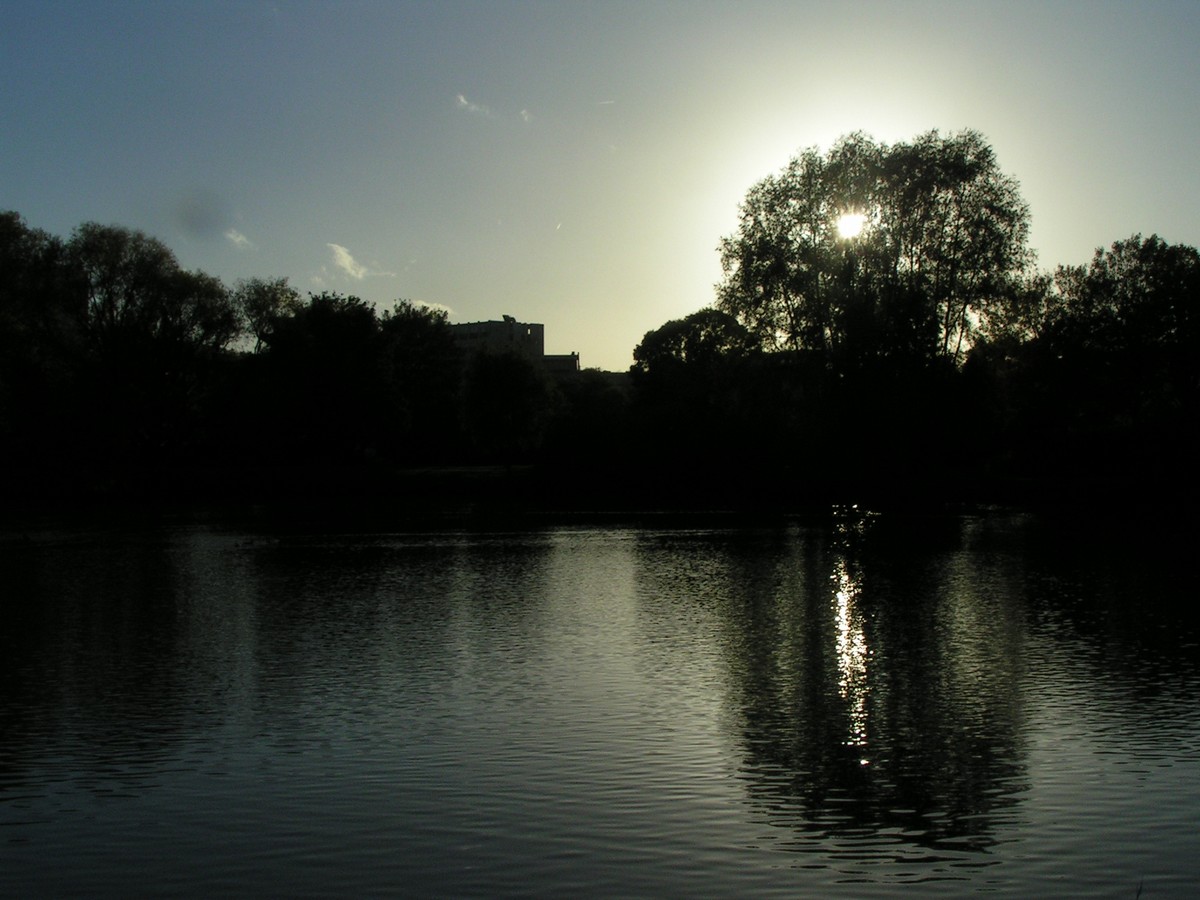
69, 223, 240, 357
462, 351, 558, 465
630, 308, 768, 474
543, 368, 631, 470
0, 212, 85, 472
233, 277, 302, 353
717, 130, 1033, 368
1044, 235, 1199, 431
255, 292, 384, 463
631, 308, 759, 380
974, 234, 1200, 499
1046, 235, 1198, 359
378, 300, 463, 462
0, 211, 82, 349
65, 222, 241, 464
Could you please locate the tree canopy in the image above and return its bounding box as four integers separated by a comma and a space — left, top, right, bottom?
631, 308, 759, 379
70, 222, 240, 358
717, 130, 1032, 368
233, 276, 302, 353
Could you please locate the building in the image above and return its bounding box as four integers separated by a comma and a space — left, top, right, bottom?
450, 315, 580, 378
450, 315, 544, 360
542, 353, 581, 378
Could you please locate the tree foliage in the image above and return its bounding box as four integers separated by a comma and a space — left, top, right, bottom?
0, 213, 83, 464
1039, 234, 1199, 434
630, 309, 770, 475
1047, 234, 1198, 360
233, 276, 302, 353
718, 130, 1032, 367
65, 223, 243, 463
379, 300, 463, 461
463, 351, 558, 464
255, 292, 384, 462
632, 308, 759, 380
70, 222, 240, 358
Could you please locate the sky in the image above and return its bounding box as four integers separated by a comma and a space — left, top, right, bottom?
3, 1, 1199, 371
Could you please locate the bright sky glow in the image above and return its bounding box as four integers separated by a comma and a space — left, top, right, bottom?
3, 1, 1198, 370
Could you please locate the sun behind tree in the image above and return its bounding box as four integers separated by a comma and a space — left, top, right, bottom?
836, 213, 866, 239
717, 129, 1032, 365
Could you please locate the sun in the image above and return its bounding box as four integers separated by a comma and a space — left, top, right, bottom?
836, 213, 866, 239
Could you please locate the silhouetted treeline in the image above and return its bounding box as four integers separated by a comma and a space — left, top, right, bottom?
685, 130, 1198, 509
1, 207, 1196, 511
630, 235, 1198, 508
0, 213, 467, 500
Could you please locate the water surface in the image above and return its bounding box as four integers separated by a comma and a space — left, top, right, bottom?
2, 509, 1198, 897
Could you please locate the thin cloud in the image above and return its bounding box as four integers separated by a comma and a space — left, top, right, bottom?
456, 93, 492, 117
326, 243, 396, 281
225, 228, 253, 250
457, 93, 532, 124
418, 300, 455, 317
328, 243, 368, 279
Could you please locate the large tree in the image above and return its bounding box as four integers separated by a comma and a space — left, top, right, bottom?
717, 130, 1033, 367
66, 222, 241, 464
462, 351, 558, 465
631, 308, 759, 380
255, 292, 384, 463
1041, 234, 1200, 434
1047, 234, 1198, 359
964, 233, 1200, 498
0, 212, 84, 469
378, 300, 463, 462
69, 223, 240, 358
630, 308, 775, 475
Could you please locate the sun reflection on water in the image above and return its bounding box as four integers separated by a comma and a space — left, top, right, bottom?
833, 557, 870, 754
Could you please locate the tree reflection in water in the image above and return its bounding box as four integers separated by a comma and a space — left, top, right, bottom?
714, 508, 1030, 857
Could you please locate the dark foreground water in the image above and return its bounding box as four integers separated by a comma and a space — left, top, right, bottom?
2, 508, 1198, 898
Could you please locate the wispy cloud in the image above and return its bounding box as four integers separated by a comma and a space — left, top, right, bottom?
326, 243, 396, 281
457, 93, 533, 124
456, 93, 492, 117
328, 243, 368, 279
418, 300, 455, 317
225, 228, 253, 250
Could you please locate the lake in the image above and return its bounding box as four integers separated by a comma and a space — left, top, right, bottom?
2, 507, 1198, 897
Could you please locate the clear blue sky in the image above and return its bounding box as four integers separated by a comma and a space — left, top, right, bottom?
4, 0, 1198, 370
